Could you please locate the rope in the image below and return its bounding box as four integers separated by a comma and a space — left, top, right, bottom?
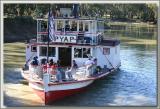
99, 47, 115, 69
26, 53, 36, 64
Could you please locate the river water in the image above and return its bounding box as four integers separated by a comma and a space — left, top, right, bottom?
3, 23, 157, 107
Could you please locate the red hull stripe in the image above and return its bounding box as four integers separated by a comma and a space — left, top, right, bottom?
46, 88, 86, 104
32, 87, 86, 105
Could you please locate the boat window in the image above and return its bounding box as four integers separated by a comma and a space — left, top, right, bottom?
31, 46, 37, 52
74, 48, 91, 58
79, 21, 83, 31
103, 48, 110, 55
90, 21, 95, 31
40, 34, 48, 42
71, 21, 77, 31
41, 20, 47, 32
84, 23, 88, 32
65, 20, 71, 31
83, 48, 91, 58
39, 47, 56, 57
97, 21, 104, 32
74, 48, 82, 58
57, 20, 63, 31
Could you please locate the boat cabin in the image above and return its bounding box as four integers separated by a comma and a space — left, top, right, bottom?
22, 7, 121, 104
26, 10, 120, 69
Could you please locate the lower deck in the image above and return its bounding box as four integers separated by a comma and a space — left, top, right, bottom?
22, 66, 117, 85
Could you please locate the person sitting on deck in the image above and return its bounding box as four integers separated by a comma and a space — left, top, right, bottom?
48, 59, 58, 75
41, 58, 47, 73
85, 56, 94, 77
56, 65, 63, 82
49, 59, 54, 66
31, 56, 39, 66
57, 60, 61, 67
65, 60, 78, 80
49, 61, 63, 82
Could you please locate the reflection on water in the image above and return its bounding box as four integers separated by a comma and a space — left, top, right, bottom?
105, 23, 157, 40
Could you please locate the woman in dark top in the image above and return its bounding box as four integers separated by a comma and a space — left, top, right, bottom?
72, 60, 78, 69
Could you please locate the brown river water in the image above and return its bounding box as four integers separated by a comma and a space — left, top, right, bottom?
3, 68, 43, 107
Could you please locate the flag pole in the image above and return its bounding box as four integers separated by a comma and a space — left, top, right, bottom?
44, 5, 51, 104
47, 4, 50, 63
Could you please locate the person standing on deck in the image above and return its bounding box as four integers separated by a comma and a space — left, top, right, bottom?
85, 56, 94, 77
30, 56, 39, 77
65, 60, 78, 80
92, 57, 98, 75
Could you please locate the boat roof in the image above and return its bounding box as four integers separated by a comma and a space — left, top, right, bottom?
28, 39, 120, 47
37, 17, 105, 22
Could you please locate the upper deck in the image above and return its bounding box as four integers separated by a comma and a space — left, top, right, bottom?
37, 17, 104, 46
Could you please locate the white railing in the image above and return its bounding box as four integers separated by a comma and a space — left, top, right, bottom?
29, 64, 98, 83
37, 31, 98, 45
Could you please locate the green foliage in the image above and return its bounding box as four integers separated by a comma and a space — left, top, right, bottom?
4, 17, 37, 42
4, 4, 158, 23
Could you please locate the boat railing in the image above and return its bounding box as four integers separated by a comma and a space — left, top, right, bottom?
29, 64, 77, 82
28, 64, 93, 82
37, 31, 99, 45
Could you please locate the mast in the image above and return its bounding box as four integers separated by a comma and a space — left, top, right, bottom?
47, 5, 51, 63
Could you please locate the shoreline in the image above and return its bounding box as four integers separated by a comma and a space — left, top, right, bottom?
107, 21, 157, 27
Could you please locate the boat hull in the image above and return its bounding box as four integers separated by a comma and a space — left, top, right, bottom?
29, 79, 94, 105
22, 63, 121, 105
32, 86, 87, 105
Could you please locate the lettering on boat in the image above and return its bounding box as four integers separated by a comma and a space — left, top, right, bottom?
53, 35, 77, 43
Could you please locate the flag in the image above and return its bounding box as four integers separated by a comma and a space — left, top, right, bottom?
48, 10, 55, 41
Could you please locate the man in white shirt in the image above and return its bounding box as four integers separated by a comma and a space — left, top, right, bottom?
85, 57, 94, 77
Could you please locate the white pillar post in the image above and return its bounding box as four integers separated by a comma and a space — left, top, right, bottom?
43, 73, 50, 92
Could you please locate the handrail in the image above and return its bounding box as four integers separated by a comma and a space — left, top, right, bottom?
37, 31, 98, 35
30, 64, 70, 67
30, 64, 71, 70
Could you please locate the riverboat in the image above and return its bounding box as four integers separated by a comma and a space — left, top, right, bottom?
21, 5, 121, 105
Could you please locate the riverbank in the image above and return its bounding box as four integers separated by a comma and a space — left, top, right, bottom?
107, 21, 157, 28
118, 36, 156, 45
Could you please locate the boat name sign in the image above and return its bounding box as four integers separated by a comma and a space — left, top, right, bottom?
53, 35, 77, 43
